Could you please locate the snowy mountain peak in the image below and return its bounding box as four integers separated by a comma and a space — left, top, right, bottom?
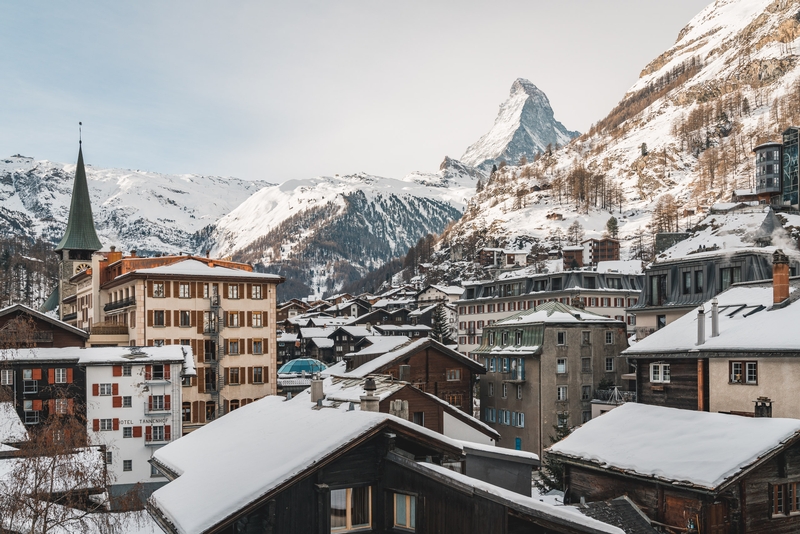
460, 78, 579, 171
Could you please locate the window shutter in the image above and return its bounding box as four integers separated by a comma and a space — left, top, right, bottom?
173, 339, 180, 345
48, 399, 55, 413
224, 368, 230, 385
173, 281, 180, 296
199, 401, 206, 423
246, 283, 251, 298
133, 426, 142, 438
247, 339, 253, 354
263, 311, 269, 324
147, 310, 154, 327
198, 369, 205, 393
191, 376, 197, 387
195, 312, 202, 333
68, 399, 74, 415
240, 367, 246, 383
190, 282, 196, 298
165, 394, 171, 410
247, 311, 252, 327
165, 311, 171, 327
148, 396, 153, 411
164, 282, 171, 298
238, 283, 244, 298
224, 340, 229, 355
223, 311, 228, 326
192, 401, 199, 423
147, 340, 154, 346
93, 419, 100, 432
262, 284, 268, 297
92, 384, 99, 396
248, 367, 253, 384
264, 366, 269, 383
145, 426, 152, 441
174, 311, 179, 326
112, 383, 119, 395
239, 311, 245, 326
113, 396, 122, 408
223, 283, 229, 297
48, 369, 54, 383
191, 310, 197, 327
67, 368, 73, 383
33, 399, 42, 411
164, 365, 171, 380
224, 399, 229, 413
165, 425, 171, 441
147, 281, 154, 298
112, 365, 122, 377
113, 418, 119, 431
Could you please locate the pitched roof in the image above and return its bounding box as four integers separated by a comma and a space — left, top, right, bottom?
0, 303, 88, 339
149, 395, 460, 534
344, 338, 485, 378
123, 258, 283, 280
55, 145, 102, 253
493, 301, 621, 326
548, 403, 800, 491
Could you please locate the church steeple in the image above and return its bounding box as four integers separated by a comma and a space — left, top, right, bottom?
55, 143, 102, 254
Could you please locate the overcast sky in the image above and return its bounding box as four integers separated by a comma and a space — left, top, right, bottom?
1, 1, 710, 183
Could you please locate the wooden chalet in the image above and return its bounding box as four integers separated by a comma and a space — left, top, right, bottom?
548, 403, 800, 534
0, 304, 88, 348
147, 395, 622, 534
343, 338, 486, 412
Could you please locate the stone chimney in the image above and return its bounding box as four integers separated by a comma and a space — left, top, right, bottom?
773, 249, 789, 304
697, 305, 706, 345
360, 378, 380, 412
310, 375, 324, 404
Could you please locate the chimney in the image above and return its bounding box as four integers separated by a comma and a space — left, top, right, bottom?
697, 305, 706, 345
389, 399, 409, 420
398, 365, 411, 382
711, 298, 719, 337
773, 249, 789, 304
130, 250, 137, 258
206, 249, 211, 258
360, 378, 380, 412
310, 375, 324, 404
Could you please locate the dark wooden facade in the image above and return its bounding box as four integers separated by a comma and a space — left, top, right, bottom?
559, 436, 800, 534
0, 305, 88, 348
632, 357, 709, 411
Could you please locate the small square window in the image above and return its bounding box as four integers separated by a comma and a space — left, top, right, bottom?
100, 419, 113, 431
123, 427, 133, 438
557, 331, 566, 345
122, 364, 132, 377
54, 368, 67, 383
605, 331, 614, 345
605, 358, 614, 372
123, 460, 132, 472
123, 396, 132, 408
99, 383, 112, 396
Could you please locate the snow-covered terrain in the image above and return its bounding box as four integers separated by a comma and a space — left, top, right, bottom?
461, 78, 579, 171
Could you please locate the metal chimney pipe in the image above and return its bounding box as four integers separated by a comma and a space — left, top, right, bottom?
711, 298, 719, 337
310, 375, 324, 404
697, 306, 706, 345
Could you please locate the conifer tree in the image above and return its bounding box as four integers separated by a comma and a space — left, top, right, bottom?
534, 423, 573, 493
430, 303, 450, 343
605, 216, 619, 239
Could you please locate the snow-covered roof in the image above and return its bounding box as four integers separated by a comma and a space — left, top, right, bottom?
424, 285, 465, 296
125, 258, 283, 280
549, 403, 800, 490
416, 462, 623, 534
298, 326, 334, 338
624, 282, 800, 356
277, 333, 298, 342
2, 346, 196, 376
456, 439, 539, 463
307, 338, 334, 349
149, 395, 460, 534
374, 324, 431, 332
595, 260, 642, 275
344, 336, 410, 358
494, 301, 622, 326
372, 298, 414, 308
0, 402, 27, 444
0, 303, 89, 338
345, 338, 483, 378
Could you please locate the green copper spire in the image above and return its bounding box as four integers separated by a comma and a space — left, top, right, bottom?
55, 144, 102, 253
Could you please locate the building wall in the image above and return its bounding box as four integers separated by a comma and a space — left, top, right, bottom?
85, 361, 183, 489
2, 360, 86, 429
442, 411, 494, 445
634, 358, 705, 411
709, 358, 800, 418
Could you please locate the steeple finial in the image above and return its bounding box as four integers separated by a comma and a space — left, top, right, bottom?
79, 122, 82, 145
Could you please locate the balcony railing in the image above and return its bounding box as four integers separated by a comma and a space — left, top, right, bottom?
62, 313, 77, 322
145, 430, 171, 445
103, 296, 136, 312
90, 322, 129, 335
593, 388, 636, 404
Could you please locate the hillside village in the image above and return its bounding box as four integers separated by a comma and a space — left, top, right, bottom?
4, 0, 800, 533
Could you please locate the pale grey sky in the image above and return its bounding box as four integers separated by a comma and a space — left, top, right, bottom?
0, 1, 710, 182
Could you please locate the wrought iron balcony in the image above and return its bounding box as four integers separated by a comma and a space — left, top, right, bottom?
103, 296, 136, 312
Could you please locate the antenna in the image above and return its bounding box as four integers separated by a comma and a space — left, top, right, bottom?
79, 122, 82, 145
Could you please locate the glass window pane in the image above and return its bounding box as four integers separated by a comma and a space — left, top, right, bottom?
351, 487, 370, 527
395, 493, 407, 527
331, 489, 347, 529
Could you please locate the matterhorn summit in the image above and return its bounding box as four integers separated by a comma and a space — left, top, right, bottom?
461, 78, 579, 171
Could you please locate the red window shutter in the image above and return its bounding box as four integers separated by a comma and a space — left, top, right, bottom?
112, 365, 122, 377
223, 311, 228, 326
164, 365, 171, 380
93, 419, 100, 432
67, 368, 73, 383
263, 311, 269, 324
148, 396, 153, 411
195, 312, 202, 333
147, 310, 154, 327
48, 399, 55, 413
224, 340, 229, 355
145, 426, 152, 441
147, 281, 154, 298
113, 418, 119, 431
47, 369, 54, 383
112, 383, 119, 395
246, 283, 251, 298
68, 399, 74, 415
192, 376, 197, 387
112, 396, 122, 408
224, 399, 229, 413
173, 281, 180, 296
199, 401, 206, 423
262, 284, 268, 297
92, 384, 99, 396
247, 311, 252, 327
191, 310, 197, 327
33, 399, 42, 411
165, 394, 171, 410
145, 365, 152, 380
133, 426, 142, 438
190, 282, 196, 298
165, 425, 171, 441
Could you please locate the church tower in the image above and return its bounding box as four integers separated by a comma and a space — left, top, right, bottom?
54, 143, 103, 319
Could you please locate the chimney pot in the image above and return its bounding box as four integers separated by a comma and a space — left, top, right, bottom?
773, 249, 790, 304
697, 305, 706, 345
711, 298, 719, 337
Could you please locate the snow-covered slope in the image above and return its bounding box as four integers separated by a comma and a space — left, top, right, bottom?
0, 155, 270, 254
442, 0, 800, 263
461, 78, 579, 171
